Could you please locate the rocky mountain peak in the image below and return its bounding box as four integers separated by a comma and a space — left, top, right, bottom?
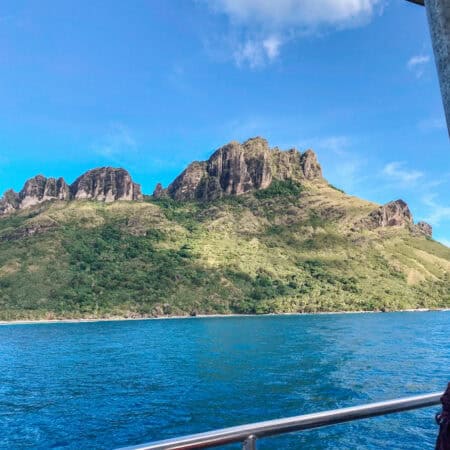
242, 136, 270, 154
152, 182, 166, 199
162, 137, 323, 201
358, 199, 432, 237
0, 167, 142, 215
0, 189, 20, 215
70, 167, 142, 202
369, 199, 413, 228
0, 175, 71, 213
19, 175, 70, 209
301, 150, 322, 179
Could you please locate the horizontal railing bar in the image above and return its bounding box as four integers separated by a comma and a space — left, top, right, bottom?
119, 392, 442, 450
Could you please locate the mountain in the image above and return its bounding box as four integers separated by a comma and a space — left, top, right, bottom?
0, 137, 448, 321
155, 137, 321, 201
0, 167, 142, 214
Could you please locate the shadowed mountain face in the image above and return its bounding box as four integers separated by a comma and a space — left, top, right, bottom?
0, 137, 445, 321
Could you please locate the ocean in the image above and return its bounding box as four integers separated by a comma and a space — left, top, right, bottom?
1, 311, 449, 449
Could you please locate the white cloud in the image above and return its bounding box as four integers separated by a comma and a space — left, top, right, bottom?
233, 35, 281, 67
206, 0, 385, 67
383, 162, 423, 185
407, 54, 430, 78
408, 54, 430, 68
92, 123, 137, 159
263, 36, 281, 60
210, 0, 383, 28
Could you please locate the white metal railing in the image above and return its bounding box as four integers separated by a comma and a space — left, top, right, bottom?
118, 392, 442, 450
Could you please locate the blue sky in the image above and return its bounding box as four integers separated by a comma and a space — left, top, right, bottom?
0, 0, 449, 245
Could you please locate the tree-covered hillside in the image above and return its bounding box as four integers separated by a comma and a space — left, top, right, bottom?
1, 179, 449, 321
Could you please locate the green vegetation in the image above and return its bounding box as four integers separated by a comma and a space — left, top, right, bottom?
0, 182, 449, 320
254, 179, 302, 199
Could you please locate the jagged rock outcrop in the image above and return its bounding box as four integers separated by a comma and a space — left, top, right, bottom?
0, 190, 20, 214
19, 175, 70, 209
357, 201, 433, 237
153, 183, 167, 199
164, 137, 323, 201
368, 200, 413, 228
0, 167, 142, 215
167, 161, 209, 201
70, 167, 142, 202
415, 221, 433, 237
0, 176, 70, 213
300, 150, 322, 180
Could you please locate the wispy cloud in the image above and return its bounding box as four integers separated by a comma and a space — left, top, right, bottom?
91, 123, 137, 160
382, 161, 423, 185
209, 0, 383, 27
204, 0, 385, 68
407, 54, 430, 78
313, 135, 351, 156
418, 116, 446, 132
233, 35, 282, 68
422, 194, 450, 226
296, 134, 368, 192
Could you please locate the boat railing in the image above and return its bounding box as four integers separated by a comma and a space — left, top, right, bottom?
118, 391, 442, 450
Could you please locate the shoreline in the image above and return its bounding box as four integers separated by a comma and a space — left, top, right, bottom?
1, 308, 449, 326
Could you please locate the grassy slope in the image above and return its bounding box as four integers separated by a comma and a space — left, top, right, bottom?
0, 180, 449, 320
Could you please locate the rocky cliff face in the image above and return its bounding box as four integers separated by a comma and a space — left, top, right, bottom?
416, 221, 433, 237
359, 199, 433, 237
0, 167, 142, 215
71, 167, 142, 202
160, 137, 323, 201
0, 189, 20, 215
152, 183, 166, 199
19, 176, 71, 209
0, 176, 70, 213
368, 200, 413, 228
0, 138, 436, 242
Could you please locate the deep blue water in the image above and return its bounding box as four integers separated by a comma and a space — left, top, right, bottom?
0, 312, 449, 449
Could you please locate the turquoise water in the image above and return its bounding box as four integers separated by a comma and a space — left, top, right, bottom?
0, 312, 449, 449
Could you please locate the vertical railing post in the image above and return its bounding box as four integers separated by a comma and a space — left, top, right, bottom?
424, 0, 450, 135
242, 434, 257, 450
